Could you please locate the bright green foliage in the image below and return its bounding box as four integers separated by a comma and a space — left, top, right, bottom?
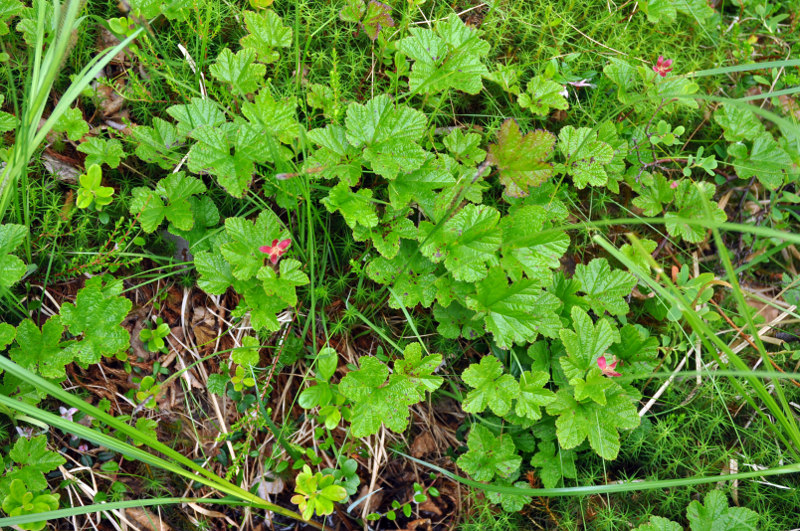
729, 132, 793, 189
395, 15, 490, 95
713, 104, 763, 142
461, 356, 520, 416
0, 223, 27, 289
59, 277, 132, 365
52, 107, 88, 141
166, 98, 226, 138
608, 324, 660, 377
486, 480, 533, 512
220, 210, 288, 281
632, 173, 675, 216
129, 172, 206, 233
443, 129, 486, 167
466, 268, 562, 349
546, 386, 639, 460
558, 126, 614, 189
572, 368, 614, 405
529, 441, 577, 488
394, 342, 443, 393
0, 0, 24, 36
686, 490, 758, 530
352, 205, 416, 259
515, 370, 556, 421
518, 76, 568, 116
633, 516, 682, 531
232, 336, 260, 367
291, 465, 348, 520
574, 258, 637, 316
642, 0, 715, 24
187, 122, 268, 197
604, 58, 639, 105
456, 424, 521, 481
258, 258, 310, 305
339, 0, 365, 22
483, 63, 521, 95
168, 196, 220, 251
387, 155, 454, 215
194, 252, 236, 295
366, 241, 437, 308
322, 182, 378, 229
0, 322, 14, 349
0, 436, 65, 498
418, 204, 502, 282
128, 0, 190, 19
139, 318, 170, 353
241, 87, 299, 144
559, 307, 620, 381
0, 95, 17, 131
77, 137, 125, 168
10, 317, 72, 379
343, 95, 428, 179
487, 119, 556, 197
76, 165, 114, 210
339, 345, 442, 437
131, 118, 180, 169
209, 48, 266, 95
240, 10, 292, 63
500, 204, 569, 284
1, 479, 59, 531
664, 181, 727, 242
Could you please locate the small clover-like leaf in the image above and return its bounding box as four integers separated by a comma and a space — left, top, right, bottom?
456, 424, 521, 481
232, 336, 260, 367
461, 356, 520, 416
487, 119, 556, 197
76, 164, 114, 210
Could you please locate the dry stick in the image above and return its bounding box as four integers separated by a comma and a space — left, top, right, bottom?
638, 347, 694, 417
708, 299, 800, 388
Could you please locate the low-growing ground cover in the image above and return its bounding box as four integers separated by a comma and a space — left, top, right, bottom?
1, 0, 800, 529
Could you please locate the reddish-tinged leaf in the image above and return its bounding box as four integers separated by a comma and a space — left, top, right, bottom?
360, 0, 394, 41
487, 119, 556, 198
